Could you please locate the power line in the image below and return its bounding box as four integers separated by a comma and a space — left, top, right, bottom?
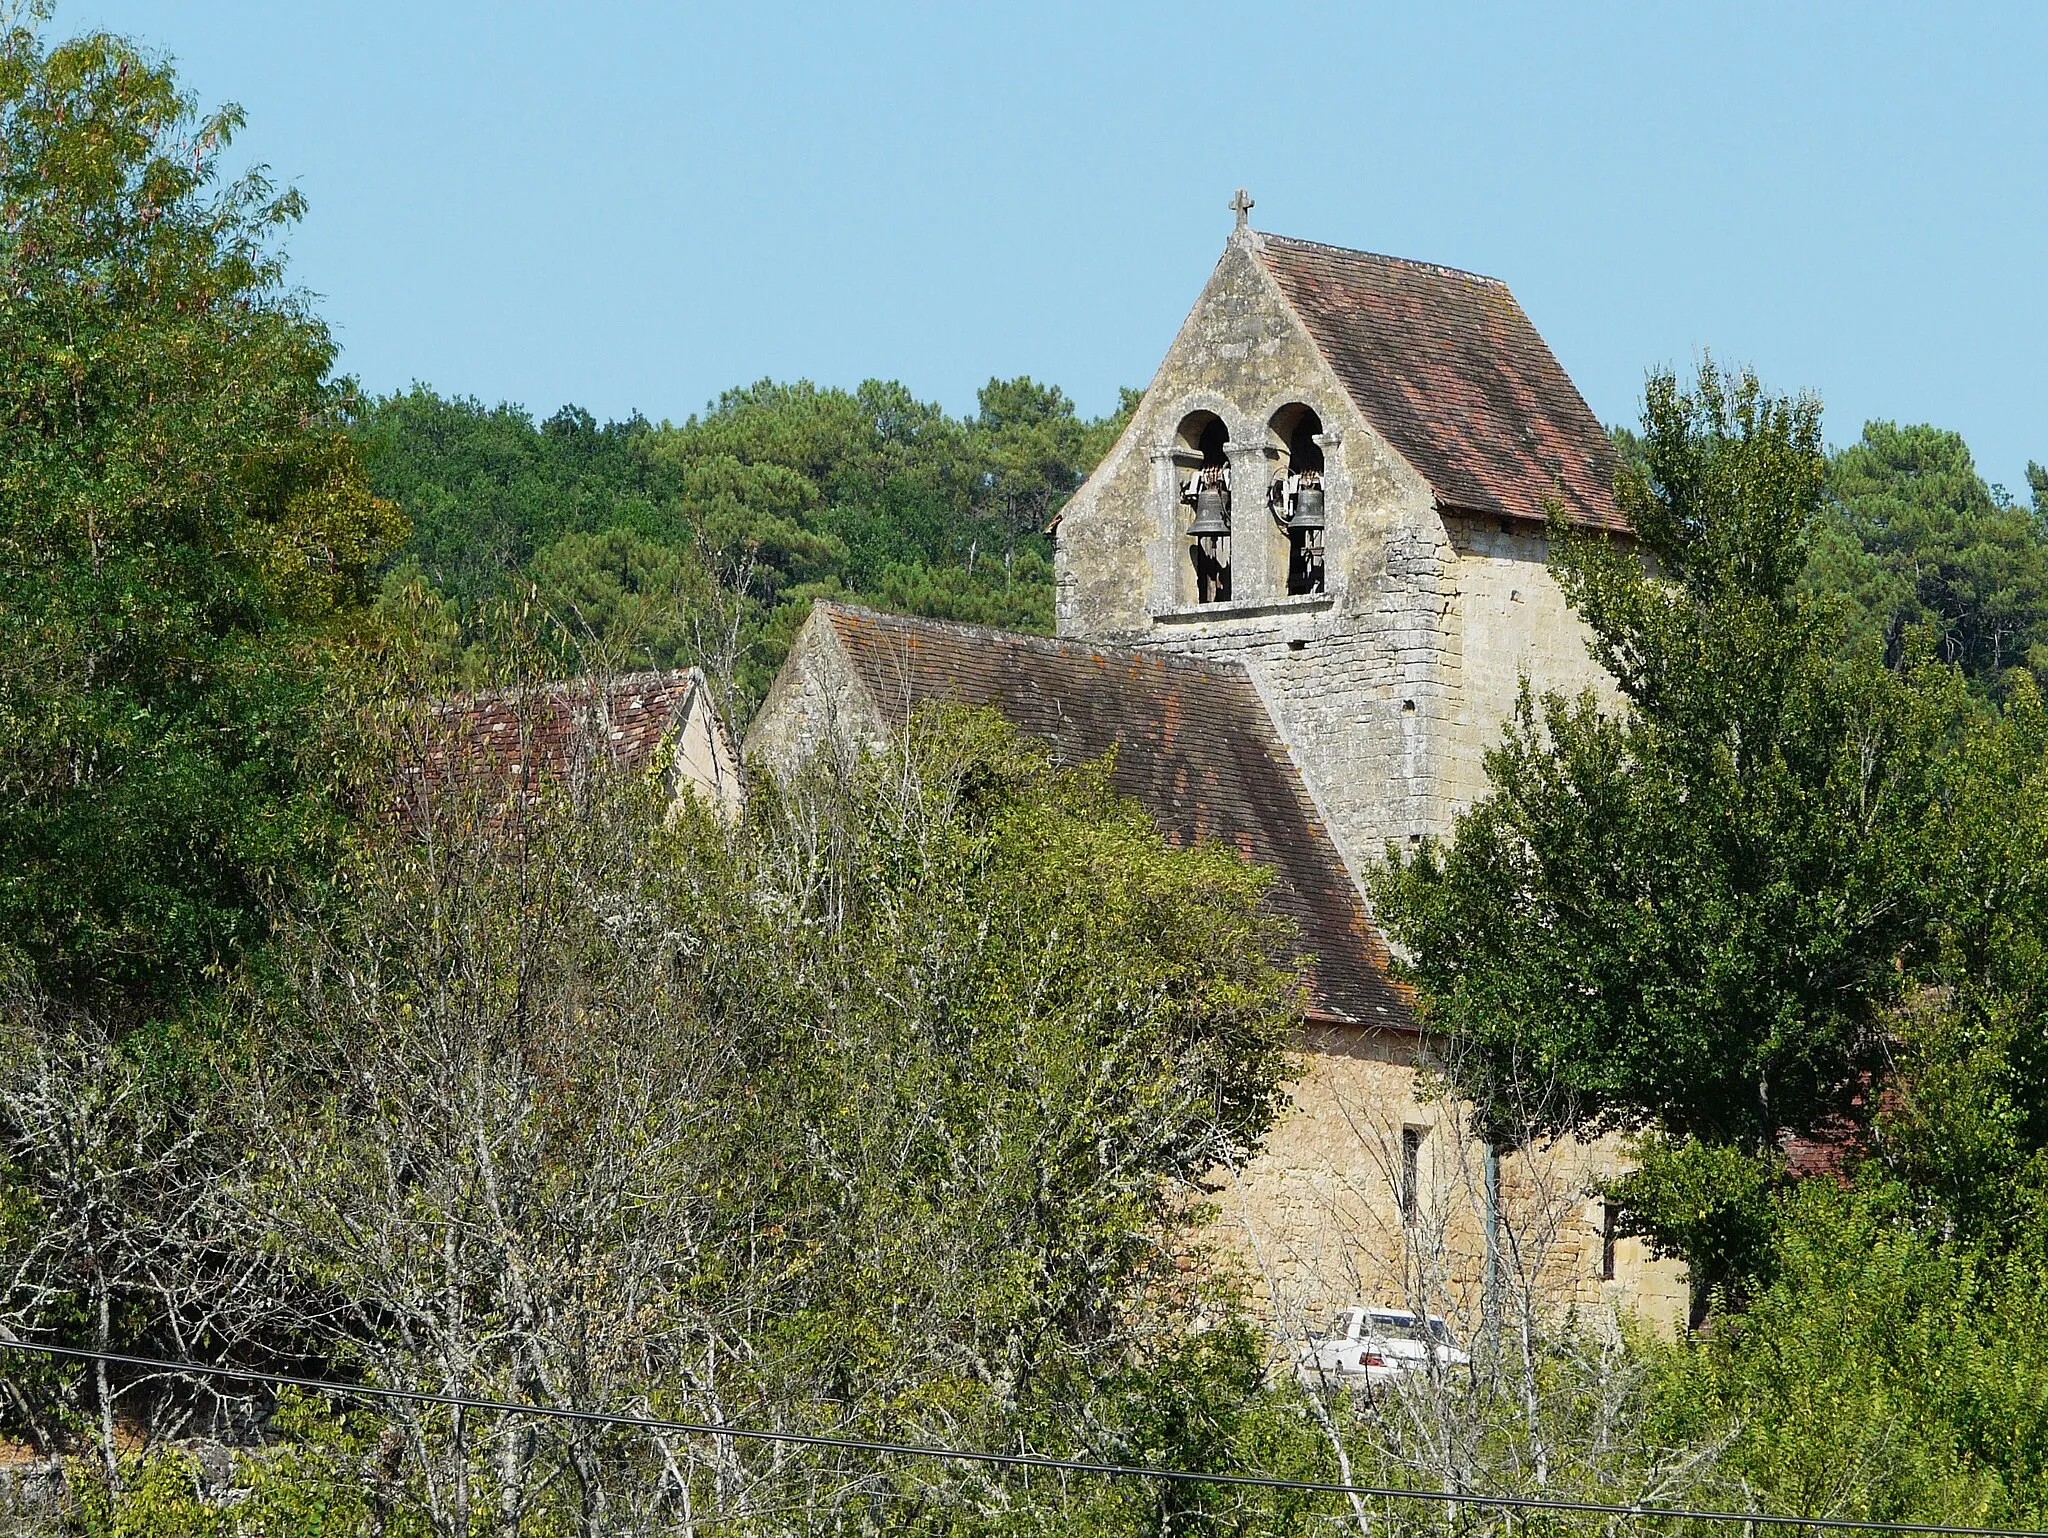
1, 1338, 2038, 1537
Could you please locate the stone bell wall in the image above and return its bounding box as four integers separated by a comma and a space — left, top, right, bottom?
1053, 232, 1616, 874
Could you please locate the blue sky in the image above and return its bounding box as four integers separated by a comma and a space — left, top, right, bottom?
68, 1, 2047, 492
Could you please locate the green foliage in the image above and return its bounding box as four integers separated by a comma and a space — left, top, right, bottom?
1414, 380, 2048, 1524
1883, 676, 2048, 1243
0, 17, 402, 1007
1651, 1178, 2048, 1527
53, 1396, 380, 1537
1808, 421, 2048, 687
358, 376, 1134, 717
726, 710, 1300, 1325
527, 524, 720, 670
639, 374, 1128, 687
183, 692, 1302, 1534
356, 391, 681, 606
1606, 1136, 1781, 1311
1372, 363, 1946, 1152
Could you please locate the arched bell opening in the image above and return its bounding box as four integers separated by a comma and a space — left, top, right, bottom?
1178, 410, 1229, 463
1267, 404, 1327, 596
1175, 411, 1231, 604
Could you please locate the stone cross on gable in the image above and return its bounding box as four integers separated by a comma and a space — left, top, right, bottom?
1230, 188, 1254, 229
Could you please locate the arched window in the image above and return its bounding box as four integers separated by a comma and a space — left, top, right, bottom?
1267, 404, 1327, 596
1177, 412, 1231, 603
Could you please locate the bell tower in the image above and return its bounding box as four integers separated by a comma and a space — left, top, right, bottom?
1052, 204, 1622, 877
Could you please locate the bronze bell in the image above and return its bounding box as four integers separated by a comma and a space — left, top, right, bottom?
1189, 480, 1231, 538
1290, 482, 1326, 531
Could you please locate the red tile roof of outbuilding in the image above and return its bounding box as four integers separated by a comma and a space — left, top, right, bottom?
1254, 233, 1625, 532
818, 603, 1412, 1028
404, 669, 707, 817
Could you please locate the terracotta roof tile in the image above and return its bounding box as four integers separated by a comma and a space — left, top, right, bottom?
408, 670, 704, 814
821, 604, 1412, 1027
1255, 234, 1624, 532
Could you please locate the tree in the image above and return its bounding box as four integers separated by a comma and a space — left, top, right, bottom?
0, 17, 402, 1009
1648, 1177, 2048, 1527
359, 376, 1138, 723
1370, 365, 1948, 1154
967, 377, 1132, 572
527, 525, 720, 672
0, 1000, 259, 1483
357, 390, 682, 608
1881, 676, 2048, 1244
1387, 391, 2048, 1515
220, 686, 1301, 1534
1807, 422, 2048, 685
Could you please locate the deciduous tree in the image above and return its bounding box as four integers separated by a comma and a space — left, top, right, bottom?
1370, 365, 1948, 1153
0, 17, 401, 1008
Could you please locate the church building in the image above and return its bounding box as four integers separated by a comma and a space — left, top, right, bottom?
747, 198, 1689, 1338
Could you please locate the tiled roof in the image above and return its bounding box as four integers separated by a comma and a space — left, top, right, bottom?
820, 604, 1412, 1027
407, 670, 704, 813
1780, 1129, 1855, 1184
1255, 234, 1625, 532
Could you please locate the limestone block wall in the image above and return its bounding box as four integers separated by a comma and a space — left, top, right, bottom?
1053, 231, 1466, 870
1216, 1026, 1690, 1342
742, 606, 887, 772
1138, 595, 1444, 876
1435, 515, 1618, 824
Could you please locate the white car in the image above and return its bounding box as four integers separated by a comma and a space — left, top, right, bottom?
1297, 1307, 1471, 1393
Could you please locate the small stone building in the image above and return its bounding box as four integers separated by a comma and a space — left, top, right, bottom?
748, 203, 1688, 1339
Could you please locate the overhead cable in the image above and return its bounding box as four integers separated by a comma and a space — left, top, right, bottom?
1, 1339, 2038, 1538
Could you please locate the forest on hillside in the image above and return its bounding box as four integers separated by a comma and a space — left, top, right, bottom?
357, 378, 1135, 716
11, 12, 2048, 1537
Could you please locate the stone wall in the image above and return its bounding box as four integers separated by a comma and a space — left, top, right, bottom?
1051, 230, 1616, 870
1216, 1025, 1690, 1342
1435, 514, 1618, 822
742, 606, 887, 773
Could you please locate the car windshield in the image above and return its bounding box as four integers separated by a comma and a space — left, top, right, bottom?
1364, 1311, 1460, 1346
1365, 1311, 1429, 1342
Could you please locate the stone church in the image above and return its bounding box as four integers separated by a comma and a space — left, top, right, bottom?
747, 199, 1689, 1338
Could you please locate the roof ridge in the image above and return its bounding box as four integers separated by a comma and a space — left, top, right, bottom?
1248, 232, 1624, 531
822, 602, 1255, 684
1256, 231, 1509, 290
431, 667, 703, 714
